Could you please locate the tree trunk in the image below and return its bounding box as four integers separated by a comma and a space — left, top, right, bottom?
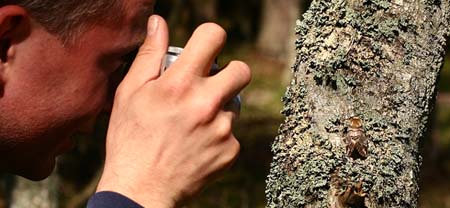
266, 0, 449, 207
257, 0, 301, 59
188, 0, 218, 22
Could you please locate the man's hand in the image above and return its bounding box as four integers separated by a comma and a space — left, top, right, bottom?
96, 15, 251, 207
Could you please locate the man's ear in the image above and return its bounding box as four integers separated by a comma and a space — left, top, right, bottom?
0, 6, 30, 96
0, 6, 29, 62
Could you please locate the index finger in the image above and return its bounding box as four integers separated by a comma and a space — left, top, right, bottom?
170, 23, 227, 77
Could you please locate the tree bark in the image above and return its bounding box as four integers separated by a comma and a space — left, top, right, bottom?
266, 0, 449, 207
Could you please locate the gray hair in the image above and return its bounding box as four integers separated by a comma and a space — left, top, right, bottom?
1, 0, 124, 43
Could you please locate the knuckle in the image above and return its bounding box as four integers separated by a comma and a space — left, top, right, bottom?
192, 98, 218, 123
225, 138, 240, 162
205, 94, 222, 112
162, 75, 192, 97
216, 120, 232, 139
230, 138, 240, 156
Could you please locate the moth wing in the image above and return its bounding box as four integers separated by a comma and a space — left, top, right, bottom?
355, 136, 368, 157
345, 136, 356, 156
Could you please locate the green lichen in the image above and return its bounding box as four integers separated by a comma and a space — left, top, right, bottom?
266, 0, 449, 207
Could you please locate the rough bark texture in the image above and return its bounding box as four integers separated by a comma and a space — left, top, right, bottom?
266, 0, 449, 207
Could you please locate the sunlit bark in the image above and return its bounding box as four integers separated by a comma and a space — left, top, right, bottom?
266, 0, 450, 207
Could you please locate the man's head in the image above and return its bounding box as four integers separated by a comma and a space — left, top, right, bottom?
0, 0, 155, 180
1, 0, 124, 43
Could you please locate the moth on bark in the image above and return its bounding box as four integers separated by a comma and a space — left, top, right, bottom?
344, 117, 368, 159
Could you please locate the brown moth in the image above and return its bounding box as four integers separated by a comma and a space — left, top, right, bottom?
345, 117, 368, 159
337, 182, 367, 207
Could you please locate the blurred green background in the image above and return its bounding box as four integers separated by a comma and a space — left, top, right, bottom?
1, 0, 449, 207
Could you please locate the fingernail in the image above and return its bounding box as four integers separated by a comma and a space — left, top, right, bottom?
148, 15, 159, 36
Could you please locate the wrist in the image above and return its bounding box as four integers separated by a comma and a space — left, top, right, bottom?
96, 168, 177, 208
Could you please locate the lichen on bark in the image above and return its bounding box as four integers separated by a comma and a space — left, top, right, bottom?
266, 0, 450, 207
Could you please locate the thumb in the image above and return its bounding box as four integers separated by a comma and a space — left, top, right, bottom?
122, 15, 169, 92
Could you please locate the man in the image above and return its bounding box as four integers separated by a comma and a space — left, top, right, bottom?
0, 0, 251, 207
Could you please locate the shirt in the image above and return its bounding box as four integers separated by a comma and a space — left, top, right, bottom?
87, 191, 143, 208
